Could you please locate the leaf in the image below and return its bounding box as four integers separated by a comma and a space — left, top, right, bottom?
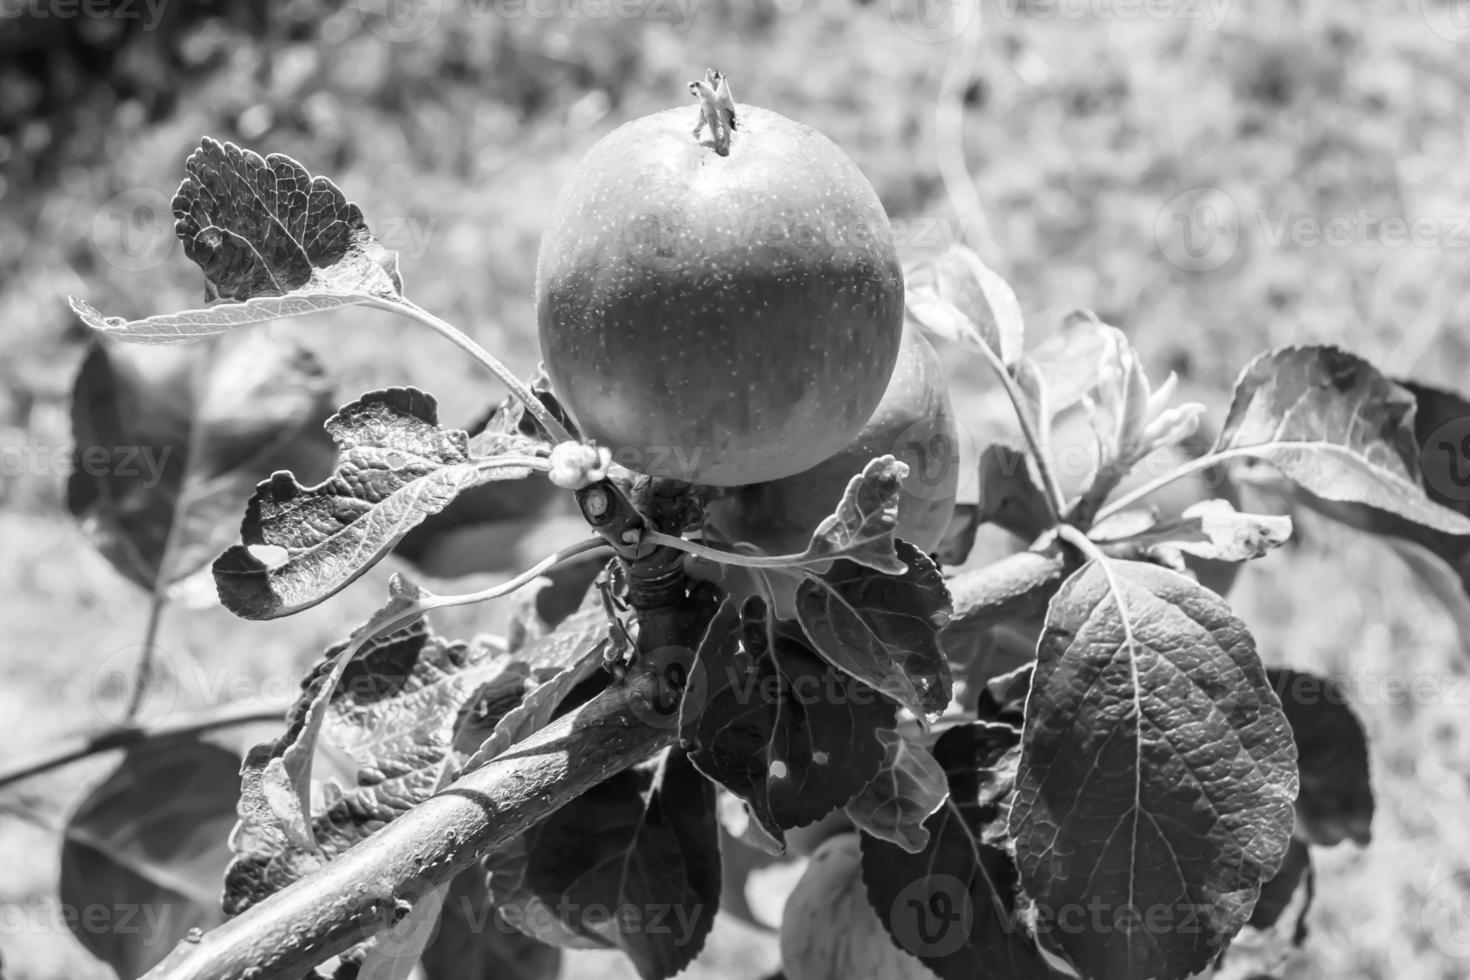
977, 444, 1054, 541
860, 722, 1061, 980
485, 749, 721, 980
422, 868, 562, 980
177, 137, 403, 302
1270, 378, 1470, 615
1398, 378, 1470, 516
59, 736, 241, 977
1248, 839, 1311, 933
212, 387, 544, 619
460, 607, 613, 774
975, 662, 1033, 730
1268, 667, 1374, 847
680, 597, 897, 845
224, 591, 525, 914
66, 334, 336, 596
1214, 346, 1470, 535
71, 294, 381, 345
936, 503, 980, 566
1028, 311, 1110, 416
795, 540, 954, 717
394, 389, 570, 577
791, 455, 910, 574
1092, 499, 1293, 563
905, 245, 1024, 365
71, 138, 405, 344
1011, 560, 1299, 980
844, 727, 949, 853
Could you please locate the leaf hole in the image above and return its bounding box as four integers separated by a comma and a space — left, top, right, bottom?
248, 544, 289, 569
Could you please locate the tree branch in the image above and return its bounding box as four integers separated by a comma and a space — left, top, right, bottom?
139, 547, 1066, 980
143, 665, 680, 980
0, 702, 288, 791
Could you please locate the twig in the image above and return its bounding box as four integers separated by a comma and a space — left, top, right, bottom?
371, 296, 576, 445
133, 548, 1065, 980
125, 592, 168, 722
0, 702, 288, 791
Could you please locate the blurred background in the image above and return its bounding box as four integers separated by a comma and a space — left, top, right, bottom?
3, 0, 1470, 977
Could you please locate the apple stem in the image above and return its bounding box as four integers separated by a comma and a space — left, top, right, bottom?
690, 68, 736, 156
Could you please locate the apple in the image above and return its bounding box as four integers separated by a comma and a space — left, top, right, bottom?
537, 86, 904, 486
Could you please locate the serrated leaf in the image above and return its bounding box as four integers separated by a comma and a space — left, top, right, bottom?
1215, 346, 1470, 535
73, 137, 406, 344
905, 245, 1024, 365
485, 749, 720, 980
860, 722, 1061, 980
1268, 667, 1374, 847
1092, 499, 1293, 563
66, 333, 335, 596
59, 736, 241, 976
795, 540, 953, 717
680, 597, 896, 845
1011, 560, 1299, 980
844, 728, 949, 853
212, 387, 544, 619
174, 137, 403, 303
422, 868, 562, 980
224, 584, 520, 914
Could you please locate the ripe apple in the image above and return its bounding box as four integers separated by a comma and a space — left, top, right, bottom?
536, 94, 904, 486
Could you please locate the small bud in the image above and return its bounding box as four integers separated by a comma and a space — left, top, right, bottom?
548, 441, 612, 490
